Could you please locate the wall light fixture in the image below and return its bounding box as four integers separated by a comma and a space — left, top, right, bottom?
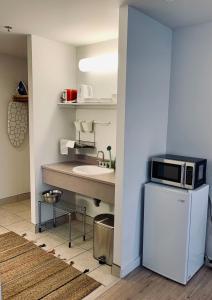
79, 52, 118, 73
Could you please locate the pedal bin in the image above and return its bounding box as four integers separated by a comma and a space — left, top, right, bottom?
93, 214, 114, 266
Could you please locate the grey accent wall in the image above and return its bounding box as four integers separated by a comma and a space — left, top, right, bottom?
167, 22, 212, 259
167, 23, 212, 186
114, 6, 172, 276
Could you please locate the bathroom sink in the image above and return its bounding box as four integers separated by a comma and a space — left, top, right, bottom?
72, 165, 114, 176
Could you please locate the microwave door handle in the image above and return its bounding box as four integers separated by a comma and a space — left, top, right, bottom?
184, 165, 187, 186
181, 163, 186, 185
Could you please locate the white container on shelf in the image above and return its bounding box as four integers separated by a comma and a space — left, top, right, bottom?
77, 84, 93, 102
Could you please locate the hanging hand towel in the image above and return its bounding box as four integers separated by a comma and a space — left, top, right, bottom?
60, 139, 76, 155
60, 139, 69, 155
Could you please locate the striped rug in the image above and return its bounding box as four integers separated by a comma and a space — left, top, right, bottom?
0, 231, 100, 299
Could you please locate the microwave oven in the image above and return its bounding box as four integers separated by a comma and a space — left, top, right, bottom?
151, 154, 207, 190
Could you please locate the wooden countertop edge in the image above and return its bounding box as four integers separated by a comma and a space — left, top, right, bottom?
42, 162, 115, 186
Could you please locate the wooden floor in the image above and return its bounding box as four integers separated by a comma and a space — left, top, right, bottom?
99, 266, 212, 300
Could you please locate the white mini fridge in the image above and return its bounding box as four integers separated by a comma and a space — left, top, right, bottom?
143, 183, 209, 285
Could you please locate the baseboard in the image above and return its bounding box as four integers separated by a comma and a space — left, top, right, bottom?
205, 256, 212, 268
112, 263, 121, 277
120, 256, 141, 278
0, 192, 30, 204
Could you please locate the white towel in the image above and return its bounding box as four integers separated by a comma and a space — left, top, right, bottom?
66, 140, 75, 148
60, 139, 75, 155
81, 121, 94, 133
60, 139, 69, 155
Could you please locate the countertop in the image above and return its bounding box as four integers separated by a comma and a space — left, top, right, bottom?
42, 161, 115, 186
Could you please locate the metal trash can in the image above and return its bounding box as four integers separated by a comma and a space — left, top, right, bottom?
93, 214, 114, 266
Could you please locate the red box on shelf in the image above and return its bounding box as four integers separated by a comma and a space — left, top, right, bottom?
62, 89, 77, 102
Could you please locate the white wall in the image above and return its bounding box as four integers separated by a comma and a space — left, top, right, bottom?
75, 108, 116, 217
114, 6, 172, 276
113, 5, 128, 274
0, 53, 30, 199
75, 40, 118, 217
167, 22, 212, 259
76, 39, 118, 158
28, 35, 76, 224
76, 39, 118, 99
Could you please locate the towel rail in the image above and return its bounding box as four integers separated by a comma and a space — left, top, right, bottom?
93, 121, 111, 126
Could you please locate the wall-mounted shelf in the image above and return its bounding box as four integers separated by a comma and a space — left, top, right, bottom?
58, 102, 117, 110
13, 95, 28, 103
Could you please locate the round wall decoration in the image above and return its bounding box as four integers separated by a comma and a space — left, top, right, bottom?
8, 101, 28, 147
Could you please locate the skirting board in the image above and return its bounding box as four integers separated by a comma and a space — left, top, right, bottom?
0, 192, 30, 204
112, 263, 121, 277
120, 256, 141, 278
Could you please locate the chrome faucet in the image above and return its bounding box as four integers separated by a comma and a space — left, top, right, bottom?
97, 151, 105, 168
97, 151, 105, 162
97, 148, 113, 168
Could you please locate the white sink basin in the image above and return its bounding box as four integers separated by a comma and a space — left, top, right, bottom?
72, 165, 114, 176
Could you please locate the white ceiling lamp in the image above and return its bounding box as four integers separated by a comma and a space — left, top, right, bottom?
79, 52, 118, 73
